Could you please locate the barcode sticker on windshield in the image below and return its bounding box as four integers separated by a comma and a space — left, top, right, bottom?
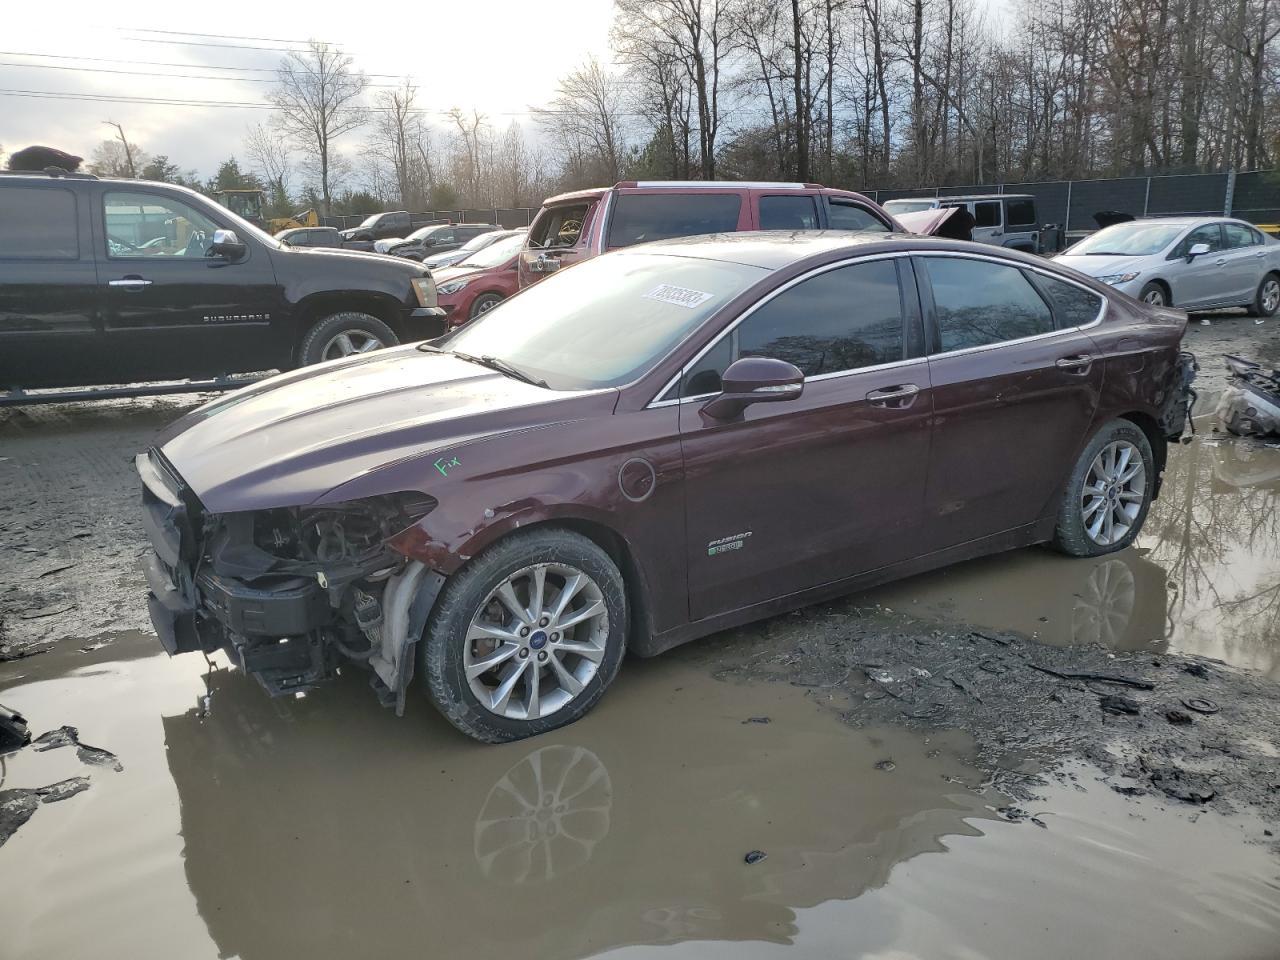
643, 284, 715, 309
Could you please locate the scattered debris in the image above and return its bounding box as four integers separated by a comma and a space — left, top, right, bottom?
1182, 698, 1220, 715
743, 850, 768, 865
76, 744, 123, 772
31, 725, 123, 771
0, 703, 30, 752
1099, 694, 1141, 715
18, 602, 74, 620
1148, 765, 1216, 804
36, 777, 91, 803
1028, 664, 1155, 689
1165, 709, 1194, 726
875, 759, 896, 771
33, 725, 79, 751
0, 778, 93, 847
741, 717, 771, 725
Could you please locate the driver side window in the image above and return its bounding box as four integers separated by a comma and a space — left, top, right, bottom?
1173, 224, 1222, 258
104, 191, 219, 259
676, 259, 907, 398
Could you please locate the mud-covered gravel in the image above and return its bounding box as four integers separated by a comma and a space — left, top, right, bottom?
702, 600, 1280, 835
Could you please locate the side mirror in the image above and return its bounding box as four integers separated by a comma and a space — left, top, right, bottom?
209, 229, 247, 261
702, 356, 804, 420
1186, 242, 1211, 261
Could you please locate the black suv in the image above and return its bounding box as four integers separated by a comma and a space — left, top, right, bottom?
0, 172, 444, 391
339, 210, 413, 249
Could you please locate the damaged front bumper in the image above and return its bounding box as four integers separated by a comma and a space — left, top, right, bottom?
136, 450, 443, 713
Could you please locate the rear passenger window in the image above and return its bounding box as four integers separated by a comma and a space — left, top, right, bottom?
0, 186, 78, 260
923, 258, 1053, 352
1005, 198, 1036, 226
760, 195, 819, 230
607, 194, 741, 248
680, 260, 905, 395
828, 201, 890, 232
1032, 274, 1104, 328
1224, 223, 1261, 249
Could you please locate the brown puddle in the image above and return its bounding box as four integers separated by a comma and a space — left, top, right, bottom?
3, 629, 1279, 959
862, 437, 1280, 681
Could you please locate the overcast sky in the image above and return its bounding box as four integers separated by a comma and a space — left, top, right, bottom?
3, 0, 1011, 179
2, 0, 616, 177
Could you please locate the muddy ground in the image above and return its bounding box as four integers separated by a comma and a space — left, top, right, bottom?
2, 312, 1280, 959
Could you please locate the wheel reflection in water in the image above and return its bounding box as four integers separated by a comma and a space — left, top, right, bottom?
474, 744, 612, 884
1071, 558, 1137, 647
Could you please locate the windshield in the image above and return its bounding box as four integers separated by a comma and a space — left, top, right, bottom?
1068, 222, 1185, 256
359, 214, 381, 228
437, 252, 766, 389
408, 225, 445, 242
458, 231, 498, 252
884, 199, 937, 215
460, 232, 526, 268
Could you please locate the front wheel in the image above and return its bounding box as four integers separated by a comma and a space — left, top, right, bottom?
469, 292, 505, 321
1138, 282, 1168, 307
421, 528, 628, 743
1051, 420, 1154, 557
1252, 273, 1280, 317
298, 312, 398, 366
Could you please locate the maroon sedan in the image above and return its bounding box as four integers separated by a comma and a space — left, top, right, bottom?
434, 230, 526, 327
138, 232, 1195, 742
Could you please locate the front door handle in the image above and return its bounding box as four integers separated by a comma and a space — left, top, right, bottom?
866, 383, 920, 407
1214, 257, 1227, 266
1056, 355, 1093, 372
109, 276, 152, 290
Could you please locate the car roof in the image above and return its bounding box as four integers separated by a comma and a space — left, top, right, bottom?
614, 229, 1040, 271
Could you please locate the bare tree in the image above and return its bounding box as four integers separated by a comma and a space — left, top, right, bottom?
244, 122, 292, 207
102, 120, 140, 177
370, 81, 429, 207
267, 40, 368, 214
534, 57, 629, 186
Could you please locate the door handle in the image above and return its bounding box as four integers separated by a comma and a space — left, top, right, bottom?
1255, 252, 1267, 259
1056, 355, 1093, 372
109, 277, 152, 290
1214, 258, 1226, 266
866, 383, 920, 407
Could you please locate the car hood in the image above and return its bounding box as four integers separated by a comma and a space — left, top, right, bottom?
276, 244, 426, 272
432, 263, 492, 283
423, 251, 465, 267
892, 206, 960, 236
155, 346, 615, 513
1054, 253, 1145, 277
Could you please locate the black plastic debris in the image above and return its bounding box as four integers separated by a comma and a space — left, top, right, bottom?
1100, 694, 1141, 715
742, 717, 771, 725
0, 703, 30, 753
875, 759, 896, 771
32, 725, 79, 751
1165, 709, 1194, 725
744, 850, 767, 865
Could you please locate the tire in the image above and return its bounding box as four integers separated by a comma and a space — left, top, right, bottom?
469, 292, 505, 321
1051, 419, 1154, 558
298, 312, 398, 366
1252, 273, 1280, 317
1138, 282, 1168, 307
421, 528, 628, 743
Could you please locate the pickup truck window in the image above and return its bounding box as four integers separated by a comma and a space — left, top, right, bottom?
104, 191, 219, 259
0, 186, 78, 260
529, 202, 592, 249
828, 200, 890, 232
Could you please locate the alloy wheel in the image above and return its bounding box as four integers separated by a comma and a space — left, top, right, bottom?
1081, 440, 1147, 546
464, 563, 609, 720
1261, 278, 1280, 314
1143, 289, 1165, 306
320, 329, 386, 360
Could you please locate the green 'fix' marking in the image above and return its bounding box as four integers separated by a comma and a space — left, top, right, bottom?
434, 455, 461, 477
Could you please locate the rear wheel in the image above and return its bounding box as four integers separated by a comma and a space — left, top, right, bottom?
298, 312, 398, 366
1252, 273, 1280, 317
1138, 282, 1168, 307
1051, 420, 1154, 557
421, 529, 627, 743
469, 292, 505, 321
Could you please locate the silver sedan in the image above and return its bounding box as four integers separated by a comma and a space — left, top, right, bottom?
1055, 217, 1280, 316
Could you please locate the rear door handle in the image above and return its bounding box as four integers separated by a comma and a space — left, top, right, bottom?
866, 383, 920, 407
109, 276, 152, 290
1056, 355, 1093, 372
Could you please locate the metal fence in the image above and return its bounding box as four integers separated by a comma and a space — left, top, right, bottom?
865, 170, 1280, 235
316, 171, 1280, 236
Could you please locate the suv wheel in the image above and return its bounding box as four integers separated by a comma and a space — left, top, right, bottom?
421, 528, 627, 743
1051, 419, 1154, 557
299, 312, 398, 366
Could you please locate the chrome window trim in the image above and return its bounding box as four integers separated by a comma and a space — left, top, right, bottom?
633, 180, 807, 190
645, 248, 1109, 408
595, 190, 613, 255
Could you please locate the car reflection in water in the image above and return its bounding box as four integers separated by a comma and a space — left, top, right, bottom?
162, 658, 992, 960
863, 437, 1280, 681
